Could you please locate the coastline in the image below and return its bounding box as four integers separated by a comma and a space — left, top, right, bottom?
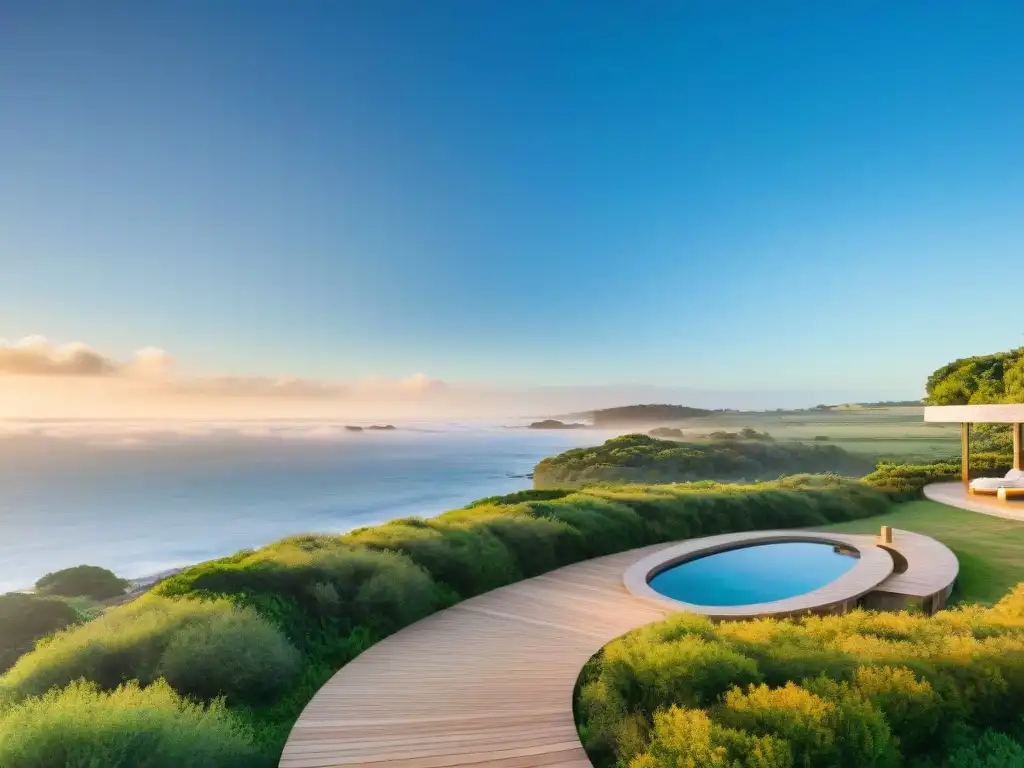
63, 466, 542, 597
2, 426, 607, 595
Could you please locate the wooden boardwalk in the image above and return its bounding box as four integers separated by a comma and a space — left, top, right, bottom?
280, 546, 669, 768
925, 481, 1024, 522
280, 530, 957, 768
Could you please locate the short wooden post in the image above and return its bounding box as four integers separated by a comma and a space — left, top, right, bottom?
961, 422, 971, 488
880, 526, 893, 544
1014, 422, 1022, 472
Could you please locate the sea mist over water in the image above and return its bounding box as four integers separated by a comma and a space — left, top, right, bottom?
0, 421, 605, 592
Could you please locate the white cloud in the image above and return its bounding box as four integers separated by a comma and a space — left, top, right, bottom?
0, 335, 914, 421
399, 372, 445, 393
124, 347, 175, 378
0, 335, 451, 415
169, 375, 349, 399
0, 336, 118, 376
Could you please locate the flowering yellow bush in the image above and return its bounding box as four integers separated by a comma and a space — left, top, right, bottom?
578, 586, 1024, 767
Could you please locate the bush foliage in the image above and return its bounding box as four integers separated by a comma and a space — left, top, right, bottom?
35, 564, 130, 600
533, 434, 874, 487
1, 596, 299, 707
862, 452, 1012, 500
0, 593, 79, 673
0, 679, 265, 768
926, 346, 1024, 405
577, 587, 1024, 767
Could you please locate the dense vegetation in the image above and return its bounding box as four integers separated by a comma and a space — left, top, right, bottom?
586, 404, 713, 425
35, 564, 130, 600
577, 588, 1024, 767
0, 594, 78, 673
926, 346, 1024, 405
0, 477, 889, 765
862, 452, 1011, 500
529, 419, 586, 429
648, 427, 683, 438
534, 434, 874, 487
0, 597, 300, 706
707, 427, 774, 441
0, 680, 260, 768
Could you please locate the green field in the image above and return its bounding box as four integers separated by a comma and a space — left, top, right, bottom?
821, 499, 1024, 604
665, 406, 959, 462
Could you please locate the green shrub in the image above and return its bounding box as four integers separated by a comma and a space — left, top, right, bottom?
946, 729, 1024, 767
0, 593, 79, 672
155, 606, 301, 705
157, 546, 441, 640
1, 596, 298, 706
631, 706, 793, 768
863, 453, 1011, 500
578, 587, 1024, 768
851, 665, 940, 754
0, 679, 265, 768
926, 346, 1024, 405
346, 520, 519, 597
716, 682, 845, 766
35, 564, 129, 600
436, 509, 578, 577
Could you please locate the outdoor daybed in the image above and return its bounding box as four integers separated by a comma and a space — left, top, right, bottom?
970, 468, 1024, 496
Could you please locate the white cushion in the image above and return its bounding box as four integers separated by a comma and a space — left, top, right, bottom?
972, 474, 1024, 490
1005, 469, 1024, 482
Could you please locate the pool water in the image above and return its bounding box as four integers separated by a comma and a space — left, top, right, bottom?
648, 541, 859, 606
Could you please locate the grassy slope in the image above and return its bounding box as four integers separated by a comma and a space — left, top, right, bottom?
820, 499, 1024, 604
660, 406, 959, 462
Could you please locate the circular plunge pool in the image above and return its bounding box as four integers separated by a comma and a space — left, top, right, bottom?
648, 541, 860, 606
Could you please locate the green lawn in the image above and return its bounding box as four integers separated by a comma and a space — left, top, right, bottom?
667, 406, 960, 462
820, 499, 1024, 604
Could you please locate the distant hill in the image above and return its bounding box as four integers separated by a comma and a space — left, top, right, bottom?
576, 404, 714, 426
815, 400, 923, 410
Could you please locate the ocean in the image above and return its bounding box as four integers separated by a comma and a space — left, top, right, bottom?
0, 422, 606, 592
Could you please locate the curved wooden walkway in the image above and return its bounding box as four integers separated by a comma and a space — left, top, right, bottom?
279, 530, 956, 768
280, 545, 669, 768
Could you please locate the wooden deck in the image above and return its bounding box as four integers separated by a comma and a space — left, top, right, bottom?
872, 528, 960, 599
280, 530, 958, 768
925, 481, 1024, 521
280, 545, 669, 768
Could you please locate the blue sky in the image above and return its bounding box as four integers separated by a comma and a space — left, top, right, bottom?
2, 1, 1023, 398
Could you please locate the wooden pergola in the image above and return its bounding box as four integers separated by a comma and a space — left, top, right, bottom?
923, 404, 1024, 487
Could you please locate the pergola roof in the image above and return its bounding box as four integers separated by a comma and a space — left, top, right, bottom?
924, 404, 1024, 423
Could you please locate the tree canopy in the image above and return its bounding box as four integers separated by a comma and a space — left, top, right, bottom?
585, 404, 713, 426
35, 565, 129, 601
0, 593, 78, 673
926, 346, 1024, 405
